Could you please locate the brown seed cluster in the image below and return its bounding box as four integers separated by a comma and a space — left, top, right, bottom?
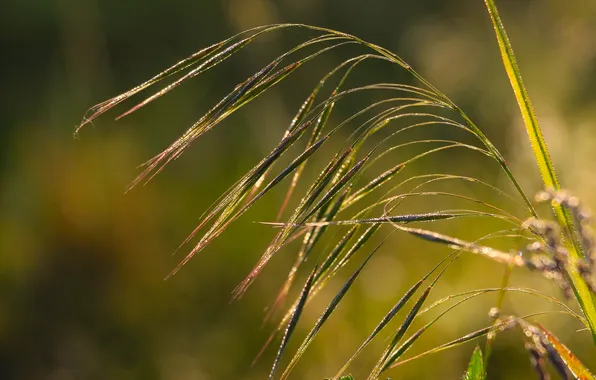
521, 190, 596, 296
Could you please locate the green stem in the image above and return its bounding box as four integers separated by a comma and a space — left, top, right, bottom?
484, 0, 596, 343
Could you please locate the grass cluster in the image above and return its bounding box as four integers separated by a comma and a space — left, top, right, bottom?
79, 0, 595, 378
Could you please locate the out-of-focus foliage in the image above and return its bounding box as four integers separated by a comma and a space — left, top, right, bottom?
1, 1, 596, 379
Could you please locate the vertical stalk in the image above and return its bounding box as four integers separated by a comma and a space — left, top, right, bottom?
484, 0, 596, 342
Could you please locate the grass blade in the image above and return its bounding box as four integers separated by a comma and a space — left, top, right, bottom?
276, 55, 369, 219
342, 163, 405, 209
389, 312, 570, 370
279, 243, 383, 379
538, 325, 596, 380
233, 148, 353, 297
388, 224, 526, 267
265, 210, 513, 228
367, 256, 458, 380
484, 0, 596, 341
165, 119, 314, 278
367, 288, 431, 380
252, 225, 362, 364
379, 293, 495, 376
263, 188, 349, 324
269, 267, 316, 380
334, 253, 456, 378
463, 346, 486, 380
391, 326, 493, 369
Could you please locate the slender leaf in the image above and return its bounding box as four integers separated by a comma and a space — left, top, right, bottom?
483, 0, 596, 339
392, 326, 493, 368
280, 243, 384, 379
390, 312, 570, 369
367, 257, 458, 380
462, 346, 486, 380
538, 325, 596, 380
269, 267, 316, 380
335, 252, 457, 378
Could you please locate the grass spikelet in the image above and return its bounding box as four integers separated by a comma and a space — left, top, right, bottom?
269, 266, 316, 380
279, 243, 383, 379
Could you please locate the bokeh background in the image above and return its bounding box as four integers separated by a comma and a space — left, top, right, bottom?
2, 0, 596, 379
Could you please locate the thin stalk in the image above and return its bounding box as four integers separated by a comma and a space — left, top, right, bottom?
484, 0, 596, 342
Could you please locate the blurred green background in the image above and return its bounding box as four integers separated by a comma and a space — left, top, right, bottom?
2, 0, 596, 379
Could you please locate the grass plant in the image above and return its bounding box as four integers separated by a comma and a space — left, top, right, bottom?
78, 0, 596, 378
